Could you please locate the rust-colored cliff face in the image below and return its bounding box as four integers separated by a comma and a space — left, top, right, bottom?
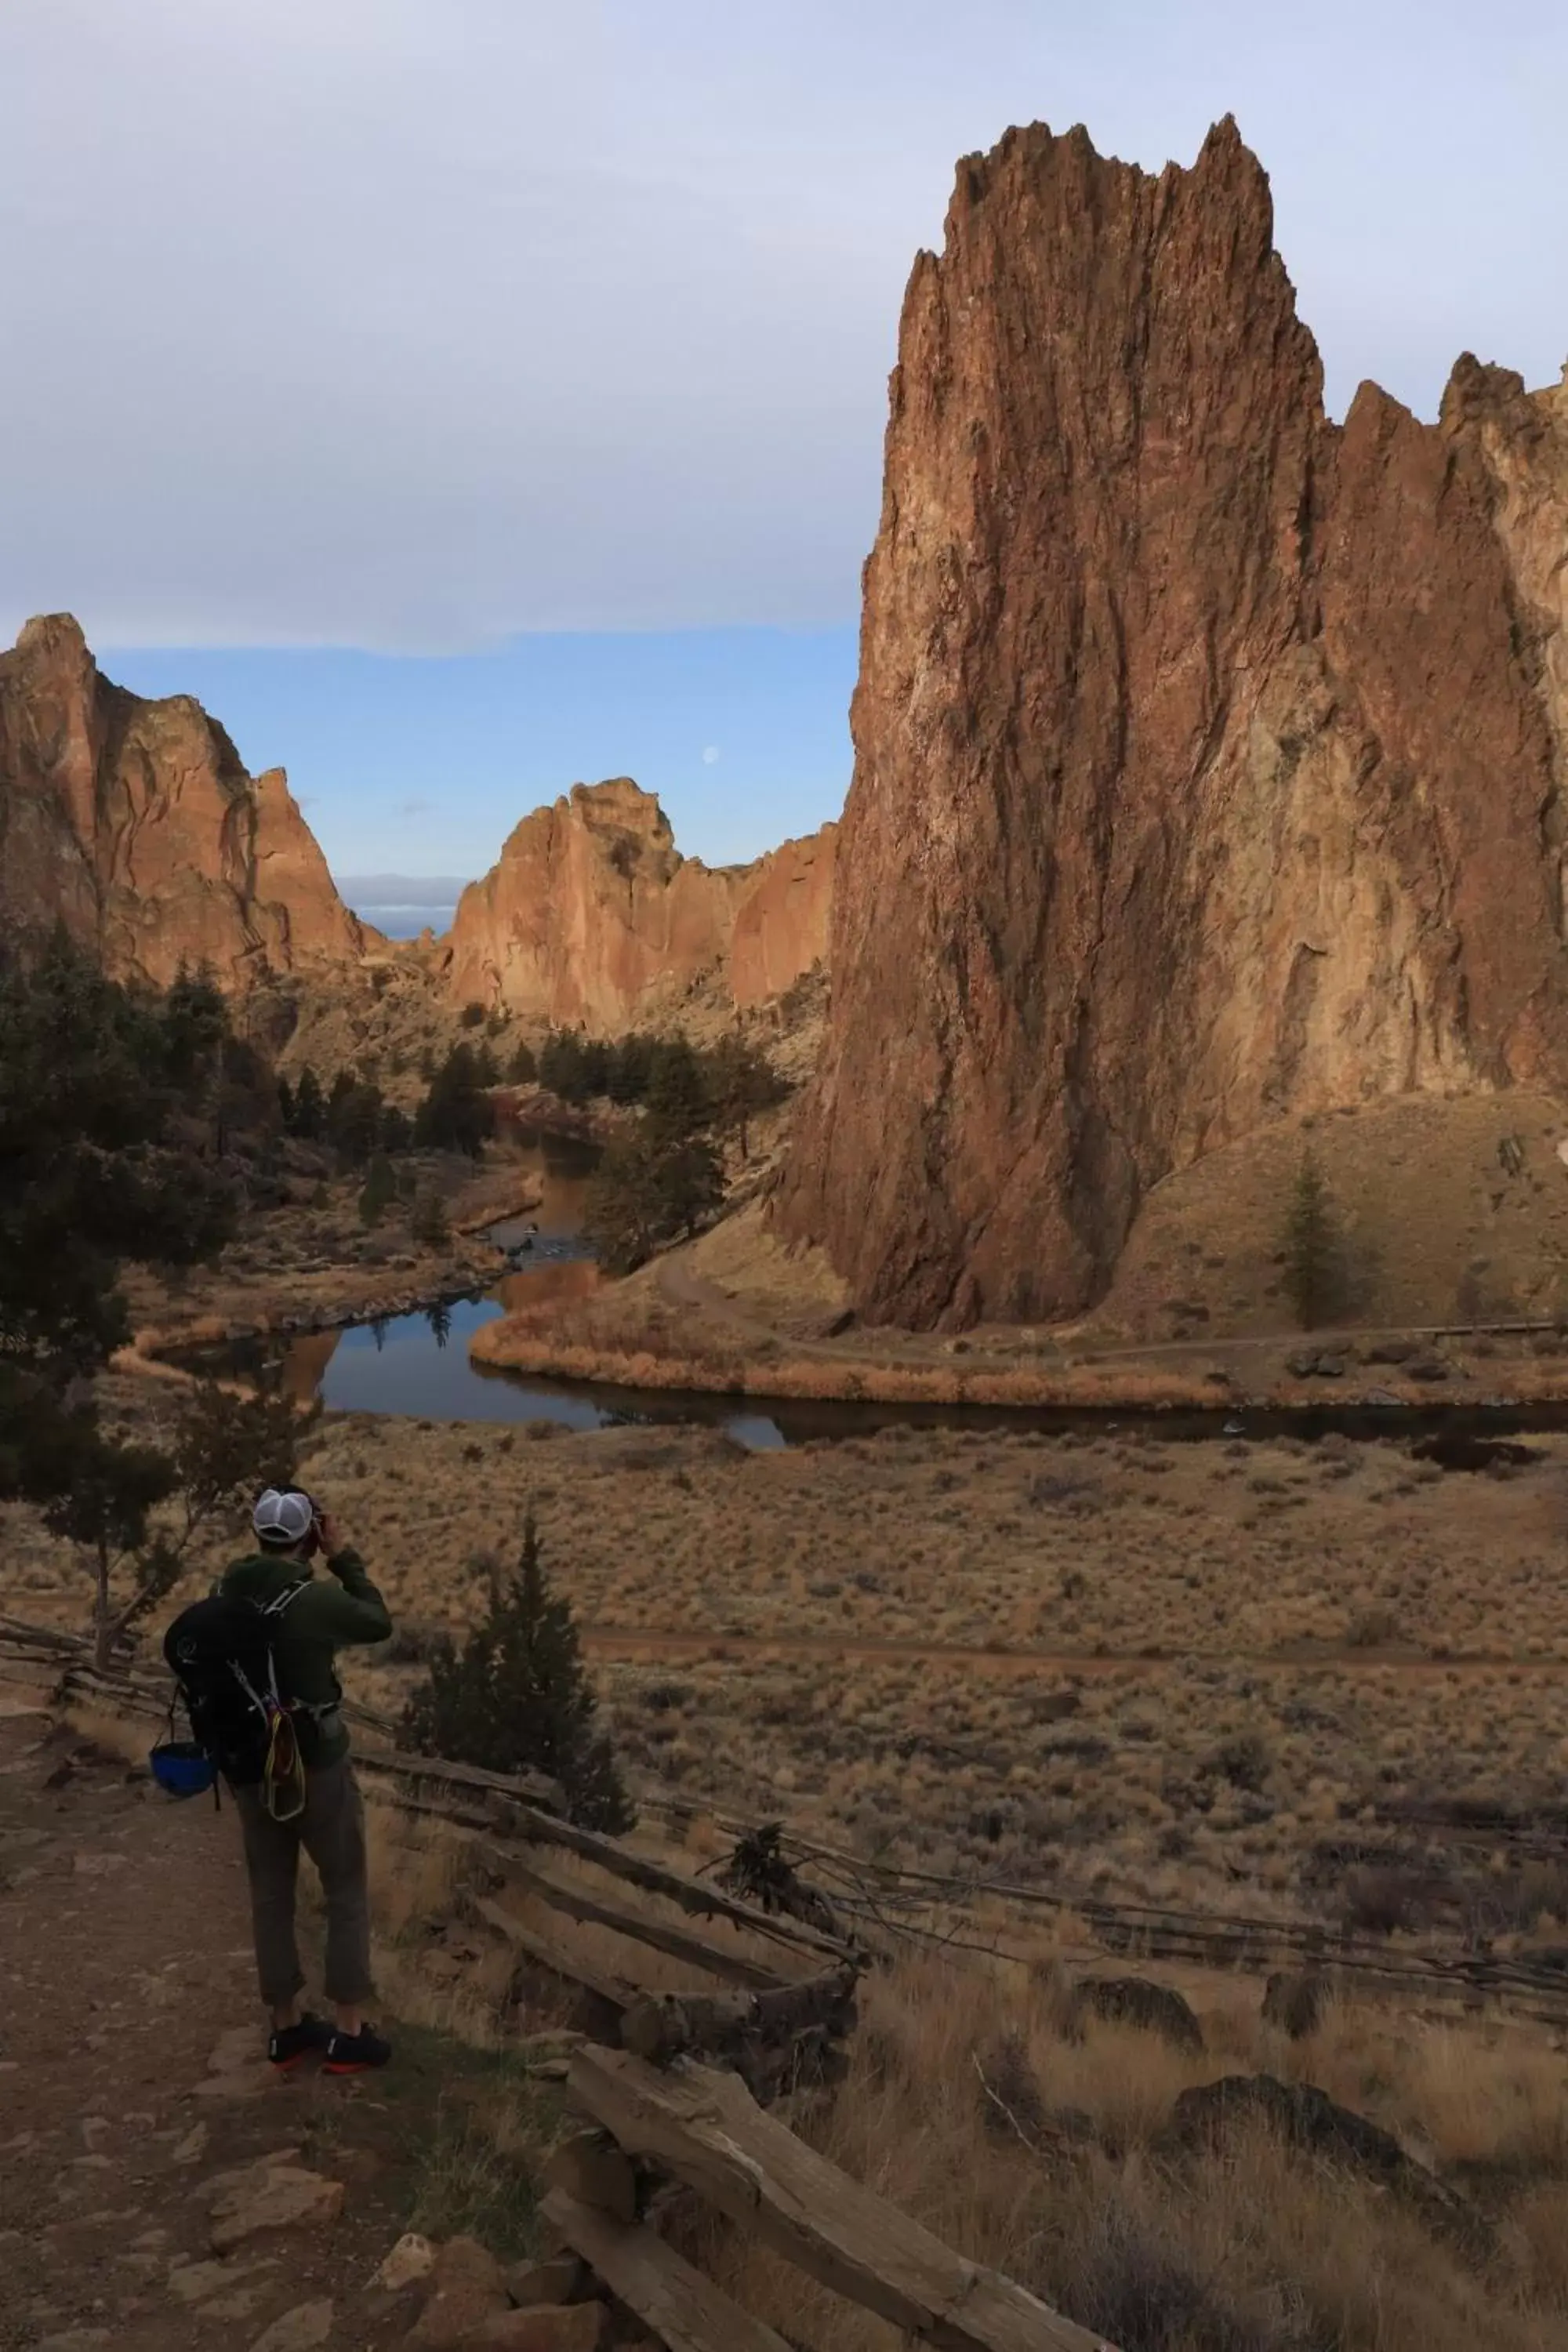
443, 778, 835, 1029
0, 615, 367, 987
776, 118, 1568, 1328
731, 824, 837, 1010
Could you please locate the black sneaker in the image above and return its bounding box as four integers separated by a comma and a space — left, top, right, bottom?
323, 2024, 392, 2075
268, 2012, 332, 2070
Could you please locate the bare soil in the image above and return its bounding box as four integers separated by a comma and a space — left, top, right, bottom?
0, 1706, 423, 2350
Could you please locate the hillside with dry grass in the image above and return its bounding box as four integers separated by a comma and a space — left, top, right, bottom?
14, 1384, 1568, 1933
1078, 1091, 1568, 1346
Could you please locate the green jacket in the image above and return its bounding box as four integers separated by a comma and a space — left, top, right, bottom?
217, 1547, 393, 1767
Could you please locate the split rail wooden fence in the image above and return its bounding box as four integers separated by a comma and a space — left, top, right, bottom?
1, 1615, 1118, 2350
16, 1604, 1568, 2343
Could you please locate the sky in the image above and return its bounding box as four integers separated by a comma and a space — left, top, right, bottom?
3, 1, 1565, 877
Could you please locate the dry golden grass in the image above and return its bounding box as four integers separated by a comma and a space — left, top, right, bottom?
20, 1385, 1568, 1920
50, 1537, 1568, 2350
260, 1407, 1568, 1914
469, 1287, 1227, 1406
700, 1953, 1568, 2351
344, 1743, 1568, 2351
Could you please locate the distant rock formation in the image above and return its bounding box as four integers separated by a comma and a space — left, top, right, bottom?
0, 615, 368, 987
0, 621, 837, 1034
442, 777, 836, 1030
730, 824, 837, 1010
777, 118, 1568, 1327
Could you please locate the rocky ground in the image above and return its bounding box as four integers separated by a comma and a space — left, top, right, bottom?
0, 1705, 610, 2352
9, 1700, 1568, 2352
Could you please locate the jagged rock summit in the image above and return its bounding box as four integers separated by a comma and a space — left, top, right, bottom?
778, 118, 1568, 1327
444, 777, 836, 1030
0, 614, 368, 987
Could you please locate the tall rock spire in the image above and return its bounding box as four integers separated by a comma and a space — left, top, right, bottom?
776, 119, 1568, 1327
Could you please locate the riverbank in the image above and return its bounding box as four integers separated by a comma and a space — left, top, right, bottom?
121, 1156, 545, 1373
469, 1269, 1568, 1415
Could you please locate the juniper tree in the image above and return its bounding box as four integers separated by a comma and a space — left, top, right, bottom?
414, 1044, 494, 1156
411, 1189, 451, 1249
400, 1516, 634, 1832
49, 1381, 298, 1670
289, 1064, 325, 1140
582, 1127, 723, 1275
1280, 1149, 1348, 1330
0, 936, 234, 1503
358, 1152, 397, 1227
704, 1033, 786, 1161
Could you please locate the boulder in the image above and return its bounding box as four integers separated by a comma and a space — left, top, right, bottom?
1069, 1976, 1203, 2053
467, 2308, 607, 2350
373, 2234, 438, 2294
1261, 1969, 1332, 2041
505, 2256, 590, 2309
1160, 2074, 1487, 2251
168, 2256, 273, 2307
405, 2236, 510, 2349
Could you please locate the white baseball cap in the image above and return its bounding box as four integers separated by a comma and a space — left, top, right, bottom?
253, 1488, 315, 1547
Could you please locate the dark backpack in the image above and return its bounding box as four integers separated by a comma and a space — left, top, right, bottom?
162, 1586, 307, 1794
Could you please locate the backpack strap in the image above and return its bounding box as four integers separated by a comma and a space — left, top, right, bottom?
249, 1584, 337, 1723
255, 1582, 307, 1621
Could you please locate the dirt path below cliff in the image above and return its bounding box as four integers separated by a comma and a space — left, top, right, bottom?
0, 1702, 445, 2352
651, 1241, 1545, 1395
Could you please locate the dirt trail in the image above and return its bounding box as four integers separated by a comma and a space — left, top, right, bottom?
0, 1701, 430, 2352
579, 1624, 1568, 1678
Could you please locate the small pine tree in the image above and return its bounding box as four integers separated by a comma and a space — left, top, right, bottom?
414, 1044, 493, 1156
583, 1128, 724, 1274
644, 1036, 709, 1142
378, 1102, 412, 1155
539, 1029, 590, 1102
1281, 1148, 1347, 1330
411, 1188, 451, 1249
704, 1033, 786, 1161
291, 1065, 325, 1140
358, 1152, 397, 1227
401, 1518, 634, 1831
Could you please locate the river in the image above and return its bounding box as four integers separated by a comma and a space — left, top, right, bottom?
199, 1126, 1568, 1451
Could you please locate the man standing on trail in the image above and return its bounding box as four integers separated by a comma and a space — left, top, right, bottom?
220, 1487, 394, 2074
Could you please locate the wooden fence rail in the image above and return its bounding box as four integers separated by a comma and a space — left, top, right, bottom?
9, 1613, 1121, 2346
16, 1621, 1568, 2024
27, 1610, 1568, 2347
562, 2044, 1116, 2352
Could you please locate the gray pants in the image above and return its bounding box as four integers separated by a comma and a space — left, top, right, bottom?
233, 1756, 374, 2010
